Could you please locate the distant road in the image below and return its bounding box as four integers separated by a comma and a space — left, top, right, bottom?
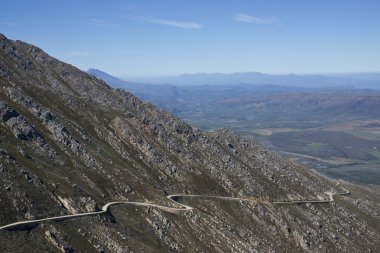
278, 151, 325, 162
0, 188, 349, 231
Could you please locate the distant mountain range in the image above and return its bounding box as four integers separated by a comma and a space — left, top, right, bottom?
100, 69, 380, 88
88, 68, 139, 89
87, 68, 380, 119
87, 68, 317, 112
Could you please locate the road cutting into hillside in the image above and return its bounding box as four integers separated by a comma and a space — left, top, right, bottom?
0, 187, 350, 231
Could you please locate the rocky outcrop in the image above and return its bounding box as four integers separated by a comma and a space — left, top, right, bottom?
1, 100, 40, 141
45, 226, 74, 253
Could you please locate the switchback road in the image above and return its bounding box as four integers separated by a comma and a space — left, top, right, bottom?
0, 187, 349, 231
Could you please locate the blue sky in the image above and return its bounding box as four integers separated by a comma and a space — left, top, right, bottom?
1, 0, 379, 78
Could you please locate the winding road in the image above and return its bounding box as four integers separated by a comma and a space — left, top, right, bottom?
0, 187, 349, 231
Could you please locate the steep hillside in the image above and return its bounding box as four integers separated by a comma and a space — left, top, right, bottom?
0, 34, 379, 252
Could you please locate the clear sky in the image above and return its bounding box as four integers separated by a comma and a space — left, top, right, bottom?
1, 0, 379, 78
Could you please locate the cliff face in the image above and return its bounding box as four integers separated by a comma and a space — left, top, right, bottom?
0, 34, 379, 253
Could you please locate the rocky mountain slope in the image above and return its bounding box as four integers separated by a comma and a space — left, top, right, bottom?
0, 34, 379, 252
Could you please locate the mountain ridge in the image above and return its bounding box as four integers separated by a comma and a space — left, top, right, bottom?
106, 68, 380, 88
